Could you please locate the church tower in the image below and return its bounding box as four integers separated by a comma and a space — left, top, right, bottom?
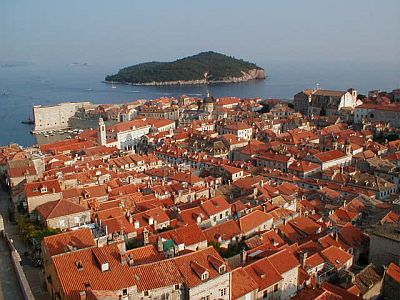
98, 118, 107, 146
202, 90, 215, 113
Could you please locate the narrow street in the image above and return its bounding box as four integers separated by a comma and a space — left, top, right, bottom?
0, 187, 51, 300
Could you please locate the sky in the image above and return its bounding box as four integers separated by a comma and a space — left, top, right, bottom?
1, 0, 399, 68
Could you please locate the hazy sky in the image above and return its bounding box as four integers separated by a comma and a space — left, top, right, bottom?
1, 0, 399, 67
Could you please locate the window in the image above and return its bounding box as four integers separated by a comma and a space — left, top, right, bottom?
201, 272, 209, 280
219, 265, 226, 274
122, 289, 128, 295
144, 291, 149, 296
59, 219, 66, 227
201, 296, 210, 300
274, 284, 278, 292
220, 288, 227, 296
174, 284, 180, 290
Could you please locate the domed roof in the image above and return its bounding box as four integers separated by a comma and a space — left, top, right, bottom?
203, 91, 215, 104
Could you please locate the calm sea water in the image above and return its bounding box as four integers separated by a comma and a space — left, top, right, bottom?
0, 61, 399, 147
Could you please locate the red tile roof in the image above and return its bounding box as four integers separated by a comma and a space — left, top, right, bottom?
268, 248, 300, 274
231, 267, 258, 299
314, 150, 347, 163
244, 256, 283, 291
386, 262, 400, 284
201, 196, 231, 217
321, 245, 353, 269
238, 210, 273, 234
42, 228, 96, 256
26, 179, 62, 197
203, 220, 241, 243
36, 199, 89, 220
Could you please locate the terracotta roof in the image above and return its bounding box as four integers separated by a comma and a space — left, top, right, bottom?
289, 216, 322, 236
304, 253, 326, 270
36, 200, 89, 220
26, 179, 61, 198
381, 210, 400, 224
268, 248, 300, 275
243, 256, 283, 291
321, 245, 353, 269
173, 246, 230, 288
386, 262, 400, 284
42, 228, 96, 256
231, 268, 258, 299
153, 223, 207, 247
201, 196, 231, 217
238, 210, 273, 234
313, 150, 347, 163
52, 243, 184, 299
203, 220, 241, 243
125, 245, 164, 265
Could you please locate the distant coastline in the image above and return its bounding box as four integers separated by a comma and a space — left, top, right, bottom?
103, 70, 267, 87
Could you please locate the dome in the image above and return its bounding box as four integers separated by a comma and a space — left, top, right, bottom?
203, 91, 215, 104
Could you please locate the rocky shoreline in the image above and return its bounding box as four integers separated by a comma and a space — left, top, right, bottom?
104, 68, 266, 86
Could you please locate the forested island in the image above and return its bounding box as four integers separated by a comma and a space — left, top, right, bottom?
105, 51, 266, 85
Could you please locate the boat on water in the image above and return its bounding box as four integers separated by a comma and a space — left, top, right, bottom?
21, 116, 34, 125
1, 90, 8, 96
111, 83, 117, 89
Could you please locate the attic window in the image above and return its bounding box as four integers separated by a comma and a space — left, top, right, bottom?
40, 186, 47, 193
335, 259, 340, 264
84, 282, 91, 290
201, 272, 209, 281
218, 265, 226, 274
75, 261, 83, 270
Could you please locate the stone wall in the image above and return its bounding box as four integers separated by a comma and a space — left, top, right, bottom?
68, 116, 116, 130
369, 234, 400, 269
3, 232, 35, 300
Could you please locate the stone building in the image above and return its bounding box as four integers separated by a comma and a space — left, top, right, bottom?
36, 199, 91, 229
354, 103, 400, 127
33, 102, 91, 132
369, 223, 400, 270
294, 88, 358, 116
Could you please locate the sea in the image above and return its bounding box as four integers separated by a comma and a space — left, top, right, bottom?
0, 61, 399, 147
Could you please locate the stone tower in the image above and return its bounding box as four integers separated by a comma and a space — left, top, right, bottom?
98, 118, 107, 146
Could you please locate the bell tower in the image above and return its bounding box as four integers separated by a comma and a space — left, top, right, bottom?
98, 118, 107, 146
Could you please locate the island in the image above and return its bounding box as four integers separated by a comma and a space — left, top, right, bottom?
105, 51, 266, 85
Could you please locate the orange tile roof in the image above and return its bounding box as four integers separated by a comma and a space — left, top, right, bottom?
314, 150, 347, 163
173, 246, 230, 288
238, 210, 273, 234
231, 268, 258, 299
321, 245, 353, 269
201, 196, 231, 217
36, 199, 89, 220
203, 220, 241, 243
243, 256, 283, 291
386, 262, 400, 284
125, 244, 164, 265
26, 179, 61, 198
42, 228, 96, 256
153, 223, 207, 246
304, 253, 325, 270
268, 248, 300, 274
381, 210, 400, 224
